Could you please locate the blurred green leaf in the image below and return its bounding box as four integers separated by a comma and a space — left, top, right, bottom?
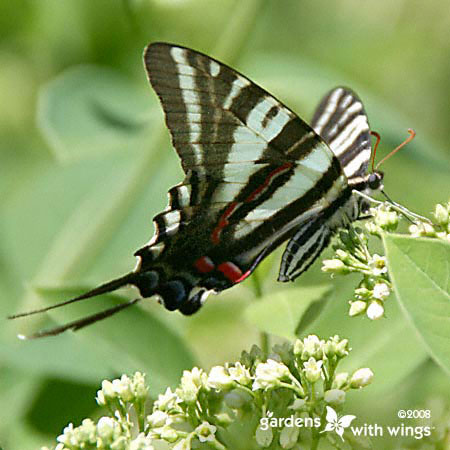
244, 285, 331, 340
383, 234, 450, 375
37, 65, 156, 163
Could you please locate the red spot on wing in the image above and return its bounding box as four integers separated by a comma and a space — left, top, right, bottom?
194, 256, 215, 273
217, 262, 244, 283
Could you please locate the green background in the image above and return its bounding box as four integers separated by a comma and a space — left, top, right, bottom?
0, 0, 449, 448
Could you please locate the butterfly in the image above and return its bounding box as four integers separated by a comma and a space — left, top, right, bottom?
11, 42, 386, 338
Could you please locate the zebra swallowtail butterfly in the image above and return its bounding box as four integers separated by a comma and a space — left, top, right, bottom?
11, 42, 385, 338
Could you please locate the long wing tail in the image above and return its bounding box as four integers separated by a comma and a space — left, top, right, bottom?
8, 272, 139, 319
8, 271, 153, 339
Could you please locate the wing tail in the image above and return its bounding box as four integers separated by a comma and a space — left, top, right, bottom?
8, 272, 139, 320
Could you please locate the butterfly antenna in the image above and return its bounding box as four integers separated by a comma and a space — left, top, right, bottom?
370, 130, 381, 172
18, 298, 141, 339
8, 272, 138, 320
375, 129, 416, 170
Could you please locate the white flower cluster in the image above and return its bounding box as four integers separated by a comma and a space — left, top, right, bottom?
43, 336, 374, 450
321, 225, 392, 320
96, 372, 148, 406
44, 418, 154, 450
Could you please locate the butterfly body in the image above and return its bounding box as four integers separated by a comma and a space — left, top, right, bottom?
11, 43, 384, 337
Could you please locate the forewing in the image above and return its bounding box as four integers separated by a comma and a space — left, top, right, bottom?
144, 43, 345, 260
311, 87, 372, 179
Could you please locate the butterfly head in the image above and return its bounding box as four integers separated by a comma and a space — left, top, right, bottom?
367, 171, 384, 191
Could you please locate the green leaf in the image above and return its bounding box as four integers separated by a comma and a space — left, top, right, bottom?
37, 65, 156, 162
244, 285, 331, 340
8, 287, 196, 395
383, 234, 450, 375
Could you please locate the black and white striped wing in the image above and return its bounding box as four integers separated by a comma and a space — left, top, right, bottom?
311, 87, 372, 179
137, 43, 350, 309
278, 88, 372, 281
143, 43, 346, 263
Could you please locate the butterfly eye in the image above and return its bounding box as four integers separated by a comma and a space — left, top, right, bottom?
368, 172, 383, 190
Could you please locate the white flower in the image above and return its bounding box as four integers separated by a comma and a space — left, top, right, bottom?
324, 389, 346, 405
370, 254, 387, 276
96, 416, 119, 440
373, 283, 390, 300
147, 410, 171, 428
99, 380, 116, 400
154, 387, 180, 411
253, 359, 290, 390
228, 362, 252, 386
195, 421, 217, 443
321, 406, 356, 441
302, 335, 324, 359
367, 301, 384, 320
303, 357, 323, 383
177, 367, 206, 403
207, 366, 234, 390
350, 368, 374, 388
112, 375, 134, 402
349, 300, 367, 316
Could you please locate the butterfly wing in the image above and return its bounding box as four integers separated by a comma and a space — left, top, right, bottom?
278, 87, 372, 281
138, 43, 348, 312
311, 86, 372, 179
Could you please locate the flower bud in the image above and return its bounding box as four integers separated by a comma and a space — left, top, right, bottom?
372, 282, 390, 300
159, 425, 178, 443
228, 362, 252, 386
207, 366, 234, 390
253, 359, 290, 390
332, 372, 349, 389
350, 368, 374, 388
96, 417, 117, 440
434, 204, 448, 226
280, 425, 299, 449
147, 410, 170, 428
293, 339, 304, 356
132, 372, 149, 401
256, 425, 273, 447
335, 339, 349, 357
366, 301, 384, 320
321, 259, 348, 274
324, 389, 346, 406
349, 300, 367, 316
